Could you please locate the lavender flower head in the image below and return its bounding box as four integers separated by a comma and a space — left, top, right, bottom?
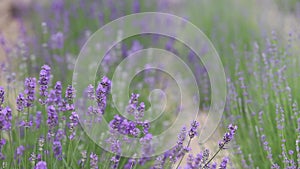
90, 152, 98, 169
34, 161, 47, 169
24, 77, 36, 107
65, 85, 75, 101
96, 76, 111, 115
38, 65, 51, 102
0, 87, 4, 109
219, 124, 238, 149
46, 105, 58, 129
219, 157, 229, 169
16, 93, 25, 112
52, 141, 62, 160
189, 120, 199, 139
0, 107, 12, 131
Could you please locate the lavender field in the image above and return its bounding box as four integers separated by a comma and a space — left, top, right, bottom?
0, 0, 299, 169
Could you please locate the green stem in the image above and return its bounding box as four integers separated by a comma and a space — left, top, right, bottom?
203, 145, 224, 168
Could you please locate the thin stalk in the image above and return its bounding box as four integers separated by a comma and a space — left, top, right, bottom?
175, 138, 192, 169
203, 145, 224, 168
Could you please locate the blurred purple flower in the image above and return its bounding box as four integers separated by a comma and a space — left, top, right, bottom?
34, 161, 47, 169
0, 107, 12, 131
90, 152, 98, 169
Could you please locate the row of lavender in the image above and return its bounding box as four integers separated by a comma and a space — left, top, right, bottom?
226, 32, 300, 168
0, 65, 236, 168
0, 0, 299, 168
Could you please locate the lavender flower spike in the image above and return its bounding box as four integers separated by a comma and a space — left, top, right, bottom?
0, 87, 4, 110
90, 152, 99, 169
34, 161, 47, 169
24, 77, 36, 107
96, 76, 111, 115
219, 124, 238, 149
38, 65, 51, 103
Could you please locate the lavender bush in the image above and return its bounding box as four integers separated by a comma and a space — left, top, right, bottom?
0, 65, 236, 168
0, 1, 299, 169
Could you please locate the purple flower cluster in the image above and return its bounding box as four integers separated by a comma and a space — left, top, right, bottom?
89, 152, 98, 169
34, 161, 47, 169
38, 65, 51, 103
219, 124, 238, 149
0, 87, 4, 110
126, 93, 146, 122
0, 106, 12, 130
0, 139, 6, 160
68, 111, 79, 139
188, 120, 199, 139
96, 76, 111, 115
46, 105, 58, 129
52, 141, 62, 160
16, 93, 25, 112
24, 77, 36, 107
109, 115, 141, 137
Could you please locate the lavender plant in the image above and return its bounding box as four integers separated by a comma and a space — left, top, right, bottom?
0, 65, 236, 169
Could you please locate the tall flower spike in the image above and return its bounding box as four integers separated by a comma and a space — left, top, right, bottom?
65, 85, 75, 101
90, 152, 98, 169
96, 76, 111, 115
219, 124, 238, 149
38, 65, 51, 103
34, 161, 47, 169
24, 77, 36, 107
0, 107, 12, 131
189, 120, 199, 139
0, 87, 4, 110
16, 93, 25, 112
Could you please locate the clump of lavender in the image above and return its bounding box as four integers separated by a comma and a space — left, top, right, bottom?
0, 65, 237, 169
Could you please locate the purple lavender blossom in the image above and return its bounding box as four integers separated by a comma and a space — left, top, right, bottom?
24, 77, 36, 107
126, 93, 140, 116
51, 32, 64, 49
87, 84, 95, 99
219, 124, 238, 149
0, 107, 12, 130
0, 139, 6, 160
90, 152, 98, 169
15, 145, 25, 162
68, 112, 79, 139
188, 120, 199, 139
34, 161, 47, 169
96, 76, 111, 114
168, 126, 187, 163
65, 85, 75, 101
16, 93, 25, 112
219, 157, 229, 169
52, 141, 62, 160
124, 159, 136, 169
38, 65, 51, 102
0, 87, 4, 110
54, 81, 62, 103
35, 111, 42, 129
110, 155, 120, 169
46, 105, 58, 129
